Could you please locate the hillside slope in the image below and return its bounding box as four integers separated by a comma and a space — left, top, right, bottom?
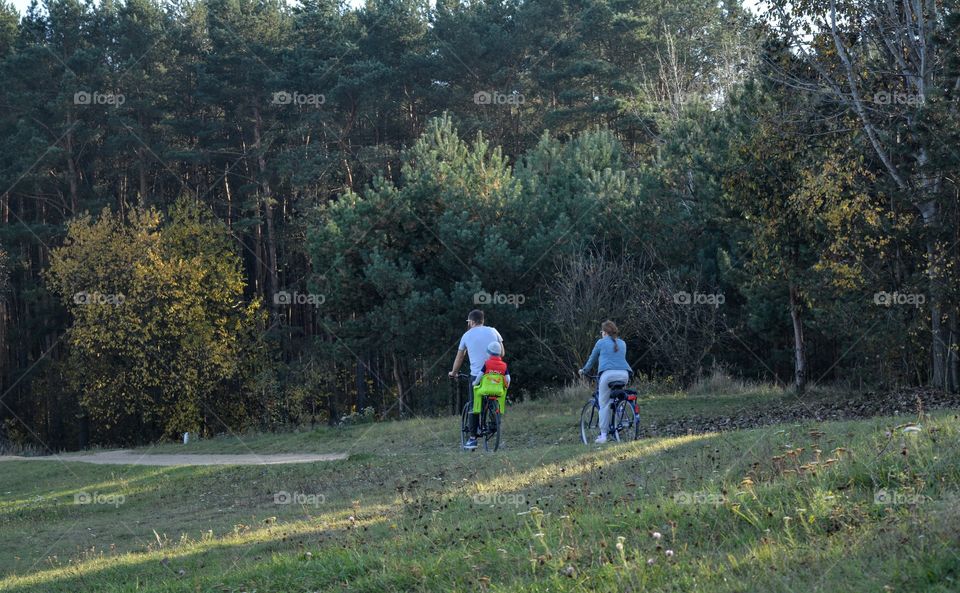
1, 386, 957, 592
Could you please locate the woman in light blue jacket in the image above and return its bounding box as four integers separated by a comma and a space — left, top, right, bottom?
579, 320, 631, 443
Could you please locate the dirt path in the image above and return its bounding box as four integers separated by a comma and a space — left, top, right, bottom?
0, 450, 347, 466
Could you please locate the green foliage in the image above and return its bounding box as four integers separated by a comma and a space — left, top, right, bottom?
337, 405, 376, 426
46, 198, 267, 443
309, 114, 652, 397
0, 0, 958, 449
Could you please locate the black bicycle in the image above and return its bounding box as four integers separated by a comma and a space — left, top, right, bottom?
579, 374, 640, 444
453, 372, 502, 452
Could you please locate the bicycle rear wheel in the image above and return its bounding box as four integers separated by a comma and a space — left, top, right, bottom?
580, 400, 601, 444
482, 399, 501, 452
613, 399, 639, 441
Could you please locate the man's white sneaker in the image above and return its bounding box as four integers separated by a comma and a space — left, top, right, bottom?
595, 434, 608, 444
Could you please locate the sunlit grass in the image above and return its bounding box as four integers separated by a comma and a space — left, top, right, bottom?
1, 504, 392, 589
135, 378, 792, 455
472, 433, 715, 496
0, 390, 957, 592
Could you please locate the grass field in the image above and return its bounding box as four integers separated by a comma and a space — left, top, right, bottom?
1, 383, 958, 592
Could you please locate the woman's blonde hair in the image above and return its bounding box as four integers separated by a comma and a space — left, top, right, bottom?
601, 320, 619, 351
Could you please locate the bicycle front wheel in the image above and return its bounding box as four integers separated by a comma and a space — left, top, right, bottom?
580, 400, 600, 444
482, 400, 501, 452
460, 402, 472, 449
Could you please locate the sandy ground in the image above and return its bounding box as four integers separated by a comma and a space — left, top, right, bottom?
0, 450, 347, 466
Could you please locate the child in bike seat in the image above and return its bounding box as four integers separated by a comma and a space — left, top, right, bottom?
465, 342, 511, 449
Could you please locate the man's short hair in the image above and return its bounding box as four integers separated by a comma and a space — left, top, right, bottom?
468, 309, 484, 324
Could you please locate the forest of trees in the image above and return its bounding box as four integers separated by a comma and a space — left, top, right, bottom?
0, 0, 957, 449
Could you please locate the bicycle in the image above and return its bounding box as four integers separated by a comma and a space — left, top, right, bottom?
452, 372, 502, 452
579, 374, 640, 444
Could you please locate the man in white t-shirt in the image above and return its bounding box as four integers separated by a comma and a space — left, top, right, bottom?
449, 309, 504, 449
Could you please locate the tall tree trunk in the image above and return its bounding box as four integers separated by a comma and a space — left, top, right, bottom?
0, 192, 6, 393
392, 352, 404, 418
223, 164, 232, 230
137, 147, 148, 206
0, 299, 6, 395
137, 112, 148, 205
947, 309, 959, 393
928, 244, 947, 391
253, 207, 264, 296
253, 105, 279, 315
916, 153, 953, 392
356, 354, 367, 412
789, 284, 807, 393
64, 119, 79, 214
